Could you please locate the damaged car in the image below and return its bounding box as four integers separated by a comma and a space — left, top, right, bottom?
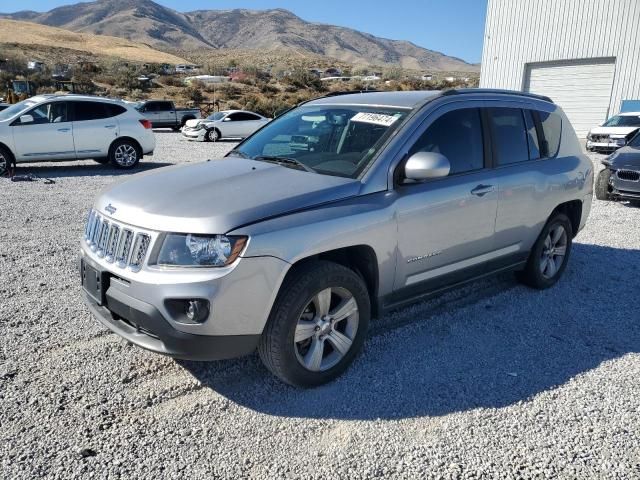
595, 131, 640, 205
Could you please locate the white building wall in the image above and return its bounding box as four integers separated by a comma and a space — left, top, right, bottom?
480, 0, 640, 118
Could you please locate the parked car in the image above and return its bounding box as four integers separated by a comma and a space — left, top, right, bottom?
135, 100, 201, 131
80, 90, 592, 387
595, 131, 640, 204
586, 112, 640, 153
181, 110, 271, 142
0, 95, 155, 175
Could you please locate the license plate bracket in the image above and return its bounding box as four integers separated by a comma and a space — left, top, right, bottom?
81, 260, 109, 305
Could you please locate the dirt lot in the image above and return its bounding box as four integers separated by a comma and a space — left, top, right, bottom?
1, 131, 639, 479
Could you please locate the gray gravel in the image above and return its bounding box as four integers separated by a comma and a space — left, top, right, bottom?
1, 131, 639, 479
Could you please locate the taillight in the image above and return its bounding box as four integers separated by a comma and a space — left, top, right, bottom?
139, 119, 152, 129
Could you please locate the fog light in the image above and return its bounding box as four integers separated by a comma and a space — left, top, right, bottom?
165, 298, 210, 324
186, 300, 209, 323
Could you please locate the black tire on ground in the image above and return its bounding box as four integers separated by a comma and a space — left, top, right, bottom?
258, 261, 371, 388
595, 169, 612, 201
0, 144, 14, 176
93, 157, 110, 165
517, 212, 573, 290
628, 200, 640, 208
108, 139, 141, 169
205, 128, 220, 142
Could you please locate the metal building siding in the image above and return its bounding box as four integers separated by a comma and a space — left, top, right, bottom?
480, 0, 640, 121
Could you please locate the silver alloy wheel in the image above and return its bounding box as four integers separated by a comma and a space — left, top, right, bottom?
207, 129, 219, 142
294, 287, 359, 372
540, 224, 568, 279
114, 144, 138, 167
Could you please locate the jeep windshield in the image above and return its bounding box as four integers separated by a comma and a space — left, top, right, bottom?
230, 105, 409, 178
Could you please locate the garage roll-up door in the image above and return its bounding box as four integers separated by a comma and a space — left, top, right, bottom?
525, 60, 616, 138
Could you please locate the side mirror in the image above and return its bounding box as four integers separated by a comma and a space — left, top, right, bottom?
19, 114, 34, 124
404, 151, 450, 181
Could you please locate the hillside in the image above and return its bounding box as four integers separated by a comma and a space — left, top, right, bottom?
2, 0, 479, 72
0, 19, 188, 65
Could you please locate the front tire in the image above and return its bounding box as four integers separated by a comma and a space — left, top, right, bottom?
258, 261, 370, 387
517, 213, 573, 290
595, 169, 612, 201
0, 145, 13, 176
205, 128, 220, 142
109, 139, 140, 169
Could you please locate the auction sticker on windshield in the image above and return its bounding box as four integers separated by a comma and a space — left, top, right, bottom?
351, 112, 399, 127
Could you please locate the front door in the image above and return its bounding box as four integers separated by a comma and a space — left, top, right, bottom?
12, 101, 75, 161
393, 107, 499, 293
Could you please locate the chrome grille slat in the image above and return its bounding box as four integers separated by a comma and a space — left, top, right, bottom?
129, 234, 151, 272
83, 209, 152, 272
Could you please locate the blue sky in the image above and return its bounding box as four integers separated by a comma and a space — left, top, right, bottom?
3, 0, 488, 63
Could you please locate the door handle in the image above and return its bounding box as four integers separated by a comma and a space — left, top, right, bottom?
470, 184, 495, 197
105, 125, 117, 129
57, 128, 71, 132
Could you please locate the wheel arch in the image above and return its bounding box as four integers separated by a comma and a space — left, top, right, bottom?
279, 245, 380, 318
550, 199, 582, 237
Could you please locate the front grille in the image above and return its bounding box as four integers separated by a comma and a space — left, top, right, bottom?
84, 209, 152, 272
616, 169, 640, 182
590, 134, 610, 143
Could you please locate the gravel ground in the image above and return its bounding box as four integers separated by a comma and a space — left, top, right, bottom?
1, 130, 639, 479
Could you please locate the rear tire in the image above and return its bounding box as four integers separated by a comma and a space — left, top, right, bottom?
517, 213, 573, 290
258, 261, 370, 388
109, 139, 141, 169
595, 169, 612, 201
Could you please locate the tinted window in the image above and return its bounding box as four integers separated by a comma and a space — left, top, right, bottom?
603, 115, 640, 127
488, 108, 529, 165
155, 102, 172, 111
410, 108, 484, 175
73, 102, 108, 121
524, 110, 541, 160
105, 104, 127, 117
228, 112, 260, 121
538, 111, 562, 157
19, 102, 68, 125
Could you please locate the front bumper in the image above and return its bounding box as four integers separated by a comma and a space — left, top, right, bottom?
608, 169, 640, 200
83, 289, 259, 361
181, 128, 205, 141
586, 140, 624, 152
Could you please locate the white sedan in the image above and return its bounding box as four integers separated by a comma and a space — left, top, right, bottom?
181, 110, 271, 142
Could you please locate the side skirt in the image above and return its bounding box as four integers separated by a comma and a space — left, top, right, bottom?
380, 253, 528, 314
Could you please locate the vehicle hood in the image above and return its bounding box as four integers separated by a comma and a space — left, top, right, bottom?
589, 126, 639, 137
185, 118, 215, 128
94, 158, 361, 233
605, 146, 640, 169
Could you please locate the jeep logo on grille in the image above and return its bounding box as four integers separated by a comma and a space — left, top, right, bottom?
105, 204, 117, 215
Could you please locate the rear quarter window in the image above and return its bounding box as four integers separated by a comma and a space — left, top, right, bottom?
538, 111, 562, 157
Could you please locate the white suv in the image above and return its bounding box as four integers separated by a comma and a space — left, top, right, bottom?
0, 95, 156, 175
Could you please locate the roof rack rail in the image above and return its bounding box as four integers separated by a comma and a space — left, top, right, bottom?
442, 88, 553, 104
322, 90, 381, 98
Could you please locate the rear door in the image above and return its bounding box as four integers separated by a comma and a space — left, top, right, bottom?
222, 112, 262, 137
489, 106, 567, 254
71, 101, 120, 158
12, 101, 75, 161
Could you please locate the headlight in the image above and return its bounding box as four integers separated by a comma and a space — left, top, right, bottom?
157, 234, 247, 267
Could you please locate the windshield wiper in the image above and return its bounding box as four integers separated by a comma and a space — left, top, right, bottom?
253, 155, 316, 173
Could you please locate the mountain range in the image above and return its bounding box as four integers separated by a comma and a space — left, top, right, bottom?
2, 0, 479, 71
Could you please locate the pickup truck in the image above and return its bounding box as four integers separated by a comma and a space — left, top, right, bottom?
135, 100, 201, 130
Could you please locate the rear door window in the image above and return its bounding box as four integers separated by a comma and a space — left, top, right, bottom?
487, 108, 529, 166
73, 102, 109, 121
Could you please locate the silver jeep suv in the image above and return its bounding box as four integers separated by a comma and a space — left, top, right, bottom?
80, 90, 593, 387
